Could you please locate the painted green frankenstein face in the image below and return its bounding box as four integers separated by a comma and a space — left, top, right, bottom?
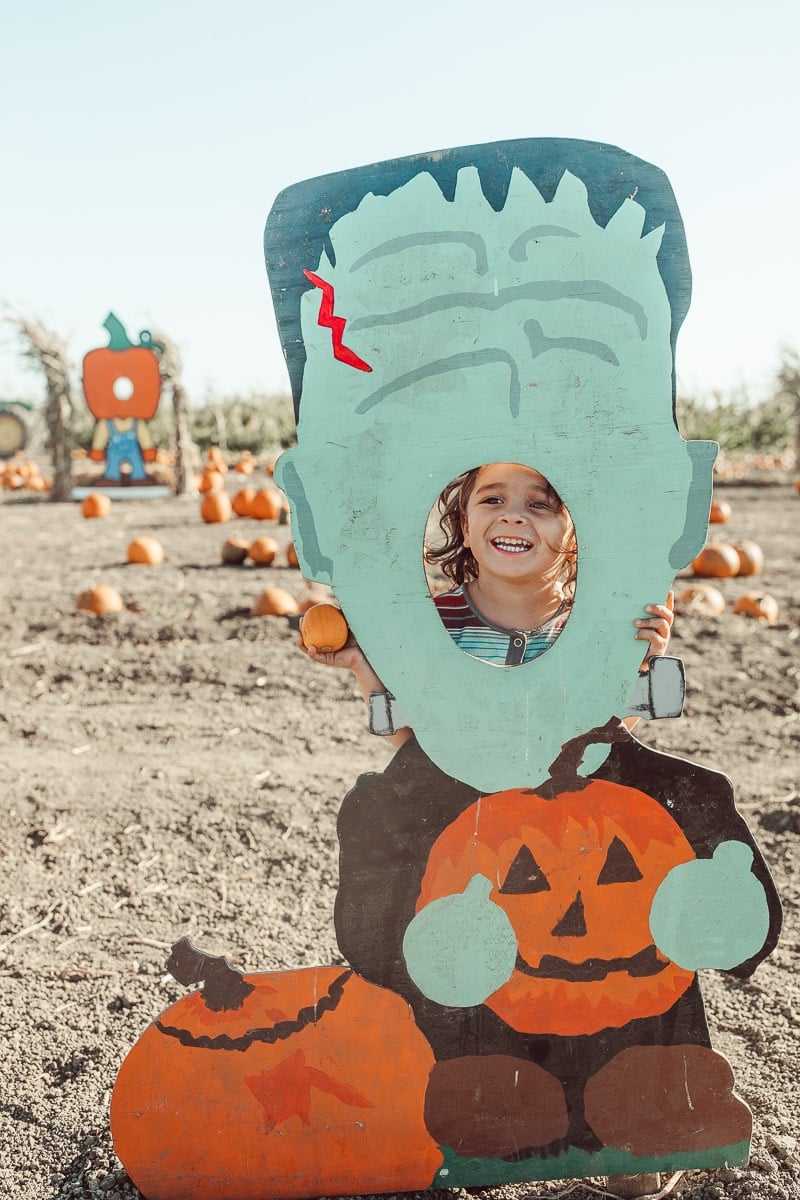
267, 142, 716, 791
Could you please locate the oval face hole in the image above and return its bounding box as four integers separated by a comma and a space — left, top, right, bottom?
112, 376, 135, 401
423, 462, 577, 667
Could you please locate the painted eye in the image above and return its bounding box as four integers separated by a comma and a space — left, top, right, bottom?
499, 845, 551, 894
597, 836, 643, 885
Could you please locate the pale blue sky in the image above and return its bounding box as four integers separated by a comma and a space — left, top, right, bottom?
2, 0, 797, 408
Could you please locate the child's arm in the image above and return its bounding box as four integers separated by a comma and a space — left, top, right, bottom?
297, 637, 413, 748
625, 590, 675, 730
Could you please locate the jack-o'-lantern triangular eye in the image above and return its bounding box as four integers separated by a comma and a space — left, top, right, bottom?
597, 835, 643, 885
499, 845, 551, 894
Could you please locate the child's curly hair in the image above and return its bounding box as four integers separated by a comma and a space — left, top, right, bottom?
425, 466, 578, 597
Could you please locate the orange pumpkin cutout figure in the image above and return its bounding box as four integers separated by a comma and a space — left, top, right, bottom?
111, 946, 441, 1200
81, 312, 163, 486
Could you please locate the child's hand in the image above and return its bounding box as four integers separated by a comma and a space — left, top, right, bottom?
296, 632, 367, 673
634, 590, 674, 668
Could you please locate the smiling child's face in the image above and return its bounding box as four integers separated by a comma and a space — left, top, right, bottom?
461, 464, 573, 590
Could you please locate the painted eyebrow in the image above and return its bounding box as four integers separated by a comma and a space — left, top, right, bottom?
349, 231, 489, 275
509, 225, 580, 261
348, 279, 647, 339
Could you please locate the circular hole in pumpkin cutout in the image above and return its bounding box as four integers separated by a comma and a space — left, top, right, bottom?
112, 375, 135, 401
423, 462, 576, 667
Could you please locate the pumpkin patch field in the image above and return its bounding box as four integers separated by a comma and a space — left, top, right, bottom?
0, 480, 798, 1200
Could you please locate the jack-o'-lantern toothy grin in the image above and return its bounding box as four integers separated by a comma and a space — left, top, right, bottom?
514, 942, 670, 982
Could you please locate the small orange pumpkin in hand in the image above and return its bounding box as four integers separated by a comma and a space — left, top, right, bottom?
300, 603, 350, 653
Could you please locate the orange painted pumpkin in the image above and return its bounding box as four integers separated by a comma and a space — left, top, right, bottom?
200, 491, 232, 524
232, 487, 256, 517
732, 592, 779, 624
251, 488, 283, 521
709, 498, 732, 524
81, 492, 111, 519
691, 543, 740, 578
247, 536, 280, 565
301, 604, 350, 652
111, 966, 441, 1200
76, 584, 124, 615
252, 587, 299, 616
82, 343, 161, 420
417, 781, 697, 1037
127, 536, 164, 565
733, 540, 764, 577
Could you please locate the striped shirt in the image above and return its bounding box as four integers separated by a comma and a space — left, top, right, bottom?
434, 585, 570, 666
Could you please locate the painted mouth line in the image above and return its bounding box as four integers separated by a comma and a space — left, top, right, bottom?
514, 944, 671, 982
492, 538, 533, 553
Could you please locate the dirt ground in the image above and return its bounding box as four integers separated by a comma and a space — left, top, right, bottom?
1, 472, 798, 1200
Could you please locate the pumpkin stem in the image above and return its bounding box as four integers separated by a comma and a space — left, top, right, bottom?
101, 311, 164, 354
537, 717, 629, 797
166, 935, 255, 1012
102, 312, 135, 351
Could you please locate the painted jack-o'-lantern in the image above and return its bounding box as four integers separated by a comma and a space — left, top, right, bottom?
416, 767, 697, 1038
112, 950, 441, 1200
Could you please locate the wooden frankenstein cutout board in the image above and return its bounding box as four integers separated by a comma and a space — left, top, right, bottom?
111, 138, 782, 1200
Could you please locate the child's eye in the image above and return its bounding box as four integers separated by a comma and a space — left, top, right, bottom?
481, 496, 502, 505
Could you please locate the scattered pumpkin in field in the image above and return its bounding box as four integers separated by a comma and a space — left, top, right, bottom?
81, 492, 112, 519
200, 490, 232, 524
732, 592, 780, 624
691, 543, 740, 578
732, 540, 764, 576
286, 541, 299, 568
127, 536, 164, 565
709, 498, 732, 524
300, 603, 350, 653
221, 537, 250, 565
234, 451, 255, 475
231, 486, 256, 518
247, 536, 279, 565
251, 587, 299, 616
676, 584, 726, 617
296, 582, 332, 612
206, 446, 228, 474
197, 469, 225, 495
250, 488, 283, 521
76, 584, 124, 615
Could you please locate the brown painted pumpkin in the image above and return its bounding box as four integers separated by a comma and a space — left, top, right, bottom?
417, 781, 697, 1037
732, 592, 779, 624
676, 583, 726, 616
232, 486, 256, 517
76, 584, 124, 615
200, 491, 232, 524
127, 536, 164, 565
691, 542, 740, 578
111, 966, 441, 1200
247, 536, 279, 565
733, 540, 764, 577
709, 498, 732, 524
81, 492, 111, 519
301, 603, 349, 652
252, 587, 299, 616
